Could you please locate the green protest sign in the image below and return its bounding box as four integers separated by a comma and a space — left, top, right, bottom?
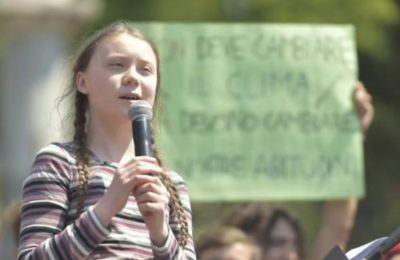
134, 22, 364, 201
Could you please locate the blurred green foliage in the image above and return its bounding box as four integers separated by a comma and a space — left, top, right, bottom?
94, 0, 399, 57
80, 0, 400, 253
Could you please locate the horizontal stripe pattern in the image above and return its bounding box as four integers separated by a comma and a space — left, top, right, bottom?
18, 142, 196, 259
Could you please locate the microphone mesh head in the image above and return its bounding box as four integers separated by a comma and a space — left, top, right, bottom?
128, 101, 153, 121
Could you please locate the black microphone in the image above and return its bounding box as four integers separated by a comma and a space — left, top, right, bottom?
128, 101, 154, 157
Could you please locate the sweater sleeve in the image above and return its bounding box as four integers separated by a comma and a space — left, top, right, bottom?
151, 171, 197, 260
17, 144, 110, 260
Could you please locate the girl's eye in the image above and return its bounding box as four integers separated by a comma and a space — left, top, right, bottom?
108, 59, 125, 68
110, 63, 123, 68
142, 66, 153, 74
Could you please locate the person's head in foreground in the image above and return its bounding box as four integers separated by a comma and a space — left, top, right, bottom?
224, 203, 305, 260
196, 226, 262, 260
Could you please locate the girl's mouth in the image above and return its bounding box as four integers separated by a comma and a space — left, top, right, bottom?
119, 93, 140, 100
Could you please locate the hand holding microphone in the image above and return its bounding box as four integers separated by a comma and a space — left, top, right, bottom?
94, 101, 169, 240
128, 101, 170, 245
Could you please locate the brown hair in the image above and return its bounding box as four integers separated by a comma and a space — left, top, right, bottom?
70, 20, 188, 247
263, 208, 305, 259
224, 203, 305, 259
196, 226, 261, 260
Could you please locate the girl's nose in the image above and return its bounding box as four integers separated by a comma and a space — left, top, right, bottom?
123, 68, 140, 86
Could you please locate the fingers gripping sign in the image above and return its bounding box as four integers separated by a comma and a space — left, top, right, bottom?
353, 81, 374, 137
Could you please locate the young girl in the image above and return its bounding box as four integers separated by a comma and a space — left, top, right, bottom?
18, 21, 195, 259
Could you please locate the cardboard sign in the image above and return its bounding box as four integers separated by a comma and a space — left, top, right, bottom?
135, 22, 364, 201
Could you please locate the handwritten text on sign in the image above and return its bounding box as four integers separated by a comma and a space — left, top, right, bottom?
135, 23, 364, 201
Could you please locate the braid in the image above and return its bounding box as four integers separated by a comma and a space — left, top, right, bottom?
73, 92, 90, 216
152, 130, 189, 247
160, 173, 189, 247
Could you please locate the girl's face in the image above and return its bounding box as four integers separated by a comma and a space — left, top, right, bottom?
263, 219, 299, 260
77, 33, 158, 122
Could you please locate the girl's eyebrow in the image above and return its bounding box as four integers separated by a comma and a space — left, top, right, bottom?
106, 54, 127, 59
106, 54, 155, 65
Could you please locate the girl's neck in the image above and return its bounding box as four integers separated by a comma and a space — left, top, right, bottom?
86, 115, 135, 164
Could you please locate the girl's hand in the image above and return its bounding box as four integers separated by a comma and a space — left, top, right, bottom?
93, 156, 164, 226
132, 173, 170, 245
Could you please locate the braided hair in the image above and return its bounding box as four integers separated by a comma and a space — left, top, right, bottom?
70, 21, 189, 247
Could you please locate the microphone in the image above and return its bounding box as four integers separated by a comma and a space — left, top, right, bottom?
128, 101, 154, 157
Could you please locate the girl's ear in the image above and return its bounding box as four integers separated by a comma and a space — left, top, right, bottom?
76, 72, 89, 94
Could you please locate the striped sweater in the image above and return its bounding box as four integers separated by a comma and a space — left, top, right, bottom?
18, 142, 196, 260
